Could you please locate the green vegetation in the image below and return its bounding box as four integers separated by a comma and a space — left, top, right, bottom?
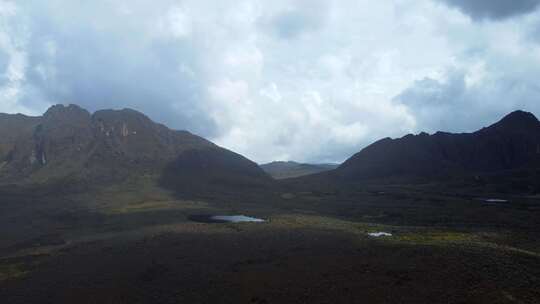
106, 200, 211, 215
0, 263, 29, 282
260, 161, 338, 179
1, 177, 539, 303
395, 231, 475, 244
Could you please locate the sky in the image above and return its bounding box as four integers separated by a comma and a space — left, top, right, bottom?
1, 0, 540, 163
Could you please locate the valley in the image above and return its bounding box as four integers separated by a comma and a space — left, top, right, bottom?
1, 105, 539, 303
1, 177, 539, 303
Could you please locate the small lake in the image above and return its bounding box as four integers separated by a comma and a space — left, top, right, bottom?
188, 214, 265, 223
485, 199, 508, 203
482, 198, 510, 204
368, 232, 392, 237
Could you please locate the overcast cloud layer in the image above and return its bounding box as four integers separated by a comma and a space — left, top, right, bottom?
1, 0, 540, 163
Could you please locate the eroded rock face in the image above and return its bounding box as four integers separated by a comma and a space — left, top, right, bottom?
0, 104, 270, 188
0, 113, 42, 181
32, 105, 94, 177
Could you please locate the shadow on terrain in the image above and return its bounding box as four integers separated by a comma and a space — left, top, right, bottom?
2, 225, 539, 304
2, 176, 540, 303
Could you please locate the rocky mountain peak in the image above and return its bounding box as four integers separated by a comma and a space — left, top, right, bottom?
0, 104, 270, 191
335, 109, 540, 181
43, 104, 91, 122
491, 110, 539, 132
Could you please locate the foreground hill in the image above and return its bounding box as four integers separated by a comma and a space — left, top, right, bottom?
333, 110, 540, 190
0, 104, 270, 192
260, 161, 338, 179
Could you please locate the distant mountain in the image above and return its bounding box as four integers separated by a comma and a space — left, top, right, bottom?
0, 104, 270, 192
260, 161, 338, 179
335, 110, 540, 182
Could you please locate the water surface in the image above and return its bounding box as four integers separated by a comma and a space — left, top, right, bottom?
189, 214, 265, 223
368, 232, 392, 237
483, 198, 510, 204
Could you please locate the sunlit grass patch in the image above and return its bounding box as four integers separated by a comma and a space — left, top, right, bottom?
269, 214, 490, 247
270, 214, 394, 235
90, 177, 220, 215
73, 174, 177, 209
0, 263, 29, 282
105, 200, 210, 214
395, 231, 475, 244
106, 200, 172, 214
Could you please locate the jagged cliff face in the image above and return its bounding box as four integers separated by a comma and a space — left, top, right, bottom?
0, 113, 43, 180
336, 110, 540, 180
0, 104, 269, 188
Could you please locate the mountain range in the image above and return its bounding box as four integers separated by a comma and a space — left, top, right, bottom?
334, 110, 540, 181
260, 161, 338, 179
0, 104, 269, 193
2, 105, 540, 303
1, 105, 539, 194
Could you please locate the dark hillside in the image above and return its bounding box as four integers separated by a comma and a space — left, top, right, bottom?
0, 104, 270, 193
336, 111, 540, 182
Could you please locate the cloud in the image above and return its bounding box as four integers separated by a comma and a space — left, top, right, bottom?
1, 0, 540, 163
396, 65, 540, 134
0, 1, 43, 115
438, 0, 540, 21
7, 0, 217, 135
0, 49, 8, 80
258, 1, 329, 39
394, 5, 540, 133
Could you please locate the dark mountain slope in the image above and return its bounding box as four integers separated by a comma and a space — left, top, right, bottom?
160, 147, 270, 194
0, 104, 270, 191
0, 113, 42, 180
260, 161, 338, 179
335, 110, 540, 181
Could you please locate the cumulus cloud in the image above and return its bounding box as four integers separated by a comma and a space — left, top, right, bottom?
1, 0, 540, 163
395, 5, 540, 133
395, 69, 540, 133
438, 0, 540, 21
258, 0, 329, 39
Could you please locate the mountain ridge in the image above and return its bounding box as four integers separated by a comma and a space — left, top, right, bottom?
334, 110, 540, 182
0, 104, 270, 193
